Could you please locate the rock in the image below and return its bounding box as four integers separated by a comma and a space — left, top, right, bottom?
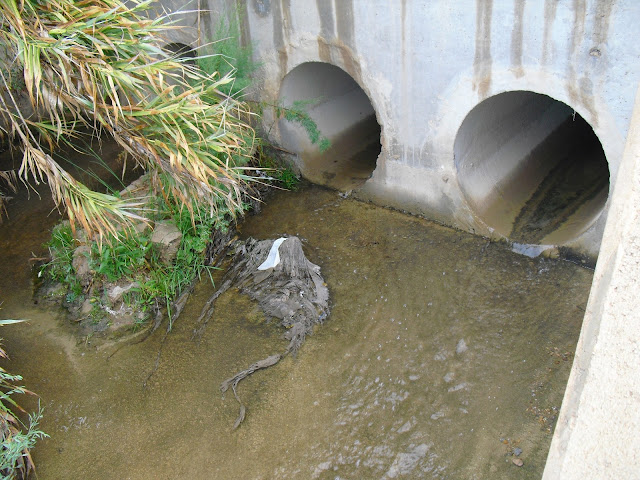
80, 298, 93, 315
385, 444, 430, 478
133, 221, 150, 235
42, 283, 67, 299
119, 173, 151, 198
544, 247, 560, 259
72, 245, 92, 286
72, 245, 91, 275
456, 338, 468, 354
397, 417, 416, 433
448, 382, 468, 392
150, 222, 182, 264
107, 282, 139, 304
512, 458, 524, 467
513, 447, 523, 456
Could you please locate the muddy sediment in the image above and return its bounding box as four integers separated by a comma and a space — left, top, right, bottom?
0, 182, 590, 479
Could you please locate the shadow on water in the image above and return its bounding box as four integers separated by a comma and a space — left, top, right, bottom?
0, 158, 591, 478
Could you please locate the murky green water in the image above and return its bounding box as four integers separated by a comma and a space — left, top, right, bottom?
0, 178, 591, 479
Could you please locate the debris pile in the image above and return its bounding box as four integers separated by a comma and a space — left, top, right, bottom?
195, 236, 330, 428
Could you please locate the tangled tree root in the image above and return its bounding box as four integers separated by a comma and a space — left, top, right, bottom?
195, 236, 330, 428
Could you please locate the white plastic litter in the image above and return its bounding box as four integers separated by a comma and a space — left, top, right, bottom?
257, 237, 287, 270
510, 242, 552, 258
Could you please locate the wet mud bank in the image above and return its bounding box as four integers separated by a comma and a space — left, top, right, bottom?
0, 182, 591, 479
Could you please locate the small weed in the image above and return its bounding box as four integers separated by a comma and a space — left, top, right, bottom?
276, 99, 331, 153
256, 148, 300, 190
89, 302, 103, 321
42, 223, 75, 280
65, 289, 84, 305
91, 232, 149, 282
132, 317, 146, 333
276, 167, 300, 190
0, 319, 48, 479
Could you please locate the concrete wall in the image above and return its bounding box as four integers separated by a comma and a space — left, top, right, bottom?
231, 0, 640, 262
159, 0, 640, 260
542, 83, 640, 480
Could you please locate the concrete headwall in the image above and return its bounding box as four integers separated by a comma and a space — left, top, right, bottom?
222, 0, 640, 262
160, 0, 640, 260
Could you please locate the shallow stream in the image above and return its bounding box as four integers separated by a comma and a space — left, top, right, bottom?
0, 176, 591, 479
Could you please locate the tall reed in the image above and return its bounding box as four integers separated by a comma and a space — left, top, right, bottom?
0, 0, 256, 242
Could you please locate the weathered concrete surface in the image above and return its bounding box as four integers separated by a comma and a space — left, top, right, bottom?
157, 0, 640, 260
233, 0, 640, 261
542, 84, 640, 480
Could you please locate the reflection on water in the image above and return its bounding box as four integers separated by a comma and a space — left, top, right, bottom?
0, 181, 591, 479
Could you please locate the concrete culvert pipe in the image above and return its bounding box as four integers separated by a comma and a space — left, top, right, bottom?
278, 62, 381, 191
454, 91, 610, 246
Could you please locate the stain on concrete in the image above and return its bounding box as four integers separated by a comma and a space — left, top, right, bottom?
511, 0, 525, 78
400, 0, 407, 70
317, 36, 332, 63
336, 0, 355, 48
282, 1, 292, 44
566, 0, 586, 108
338, 43, 362, 82
317, 37, 362, 81
315, 0, 361, 82
541, 0, 559, 65
573, 0, 613, 128
567, 0, 598, 128
272, 0, 291, 77
400, 0, 407, 35
316, 0, 335, 62
252, 0, 271, 17
473, 0, 493, 98
317, 0, 335, 39
237, 1, 252, 49
400, 0, 413, 157
592, 0, 616, 49
579, 76, 594, 98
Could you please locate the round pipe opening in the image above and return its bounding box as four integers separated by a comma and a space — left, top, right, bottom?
454, 91, 609, 245
278, 62, 381, 191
